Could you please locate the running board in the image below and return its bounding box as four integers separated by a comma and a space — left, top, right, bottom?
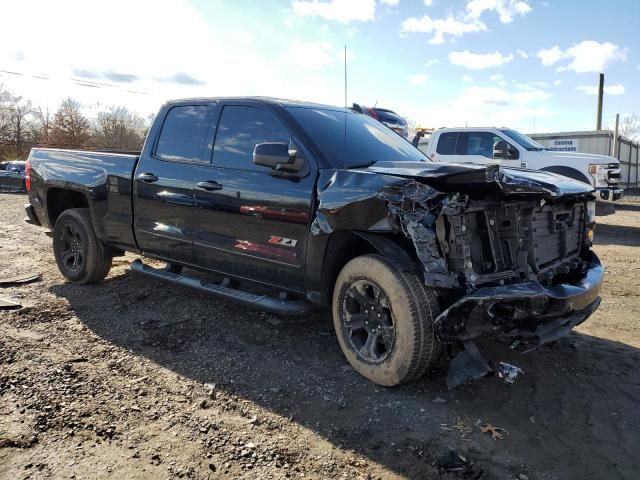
130, 260, 312, 316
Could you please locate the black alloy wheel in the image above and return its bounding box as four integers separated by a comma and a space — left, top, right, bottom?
342, 279, 395, 363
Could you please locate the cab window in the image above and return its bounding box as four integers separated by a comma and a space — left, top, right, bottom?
213, 105, 290, 171
155, 105, 213, 163
436, 132, 458, 155
459, 132, 504, 158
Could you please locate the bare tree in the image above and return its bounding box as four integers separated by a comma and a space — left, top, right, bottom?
30, 106, 53, 145
0, 84, 37, 159
619, 114, 640, 141
48, 98, 90, 147
91, 106, 146, 151
10, 95, 35, 158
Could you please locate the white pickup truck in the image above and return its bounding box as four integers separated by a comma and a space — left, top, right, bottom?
419, 127, 623, 202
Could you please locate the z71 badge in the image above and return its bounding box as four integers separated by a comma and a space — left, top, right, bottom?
268, 236, 298, 247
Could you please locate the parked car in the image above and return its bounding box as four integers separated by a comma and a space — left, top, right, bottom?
0, 160, 26, 192
352, 104, 408, 138
25, 98, 602, 388
422, 127, 623, 202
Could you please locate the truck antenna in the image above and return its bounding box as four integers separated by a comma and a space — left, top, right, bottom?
344, 45, 348, 108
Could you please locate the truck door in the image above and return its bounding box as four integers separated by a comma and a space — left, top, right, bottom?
457, 131, 520, 166
191, 103, 316, 291
133, 104, 215, 263
431, 131, 460, 162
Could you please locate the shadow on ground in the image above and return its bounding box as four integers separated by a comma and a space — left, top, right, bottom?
49, 268, 640, 480
594, 222, 640, 247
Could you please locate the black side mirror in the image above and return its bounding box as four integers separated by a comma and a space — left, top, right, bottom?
253, 142, 304, 173
493, 140, 509, 159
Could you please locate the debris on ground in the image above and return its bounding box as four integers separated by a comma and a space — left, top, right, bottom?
446, 342, 492, 389
0, 297, 21, 310
436, 449, 483, 478
0, 272, 42, 286
497, 362, 524, 384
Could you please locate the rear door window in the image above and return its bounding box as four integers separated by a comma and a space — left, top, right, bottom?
436, 132, 458, 155
212, 105, 290, 171
155, 105, 213, 163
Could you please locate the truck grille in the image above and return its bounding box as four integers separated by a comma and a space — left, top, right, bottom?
441, 200, 587, 285
531, 204, 584, 269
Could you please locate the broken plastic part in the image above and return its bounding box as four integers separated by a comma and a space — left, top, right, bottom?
446, 342, 492, 389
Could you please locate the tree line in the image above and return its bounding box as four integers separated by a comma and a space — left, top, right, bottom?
0, 84, 150, 160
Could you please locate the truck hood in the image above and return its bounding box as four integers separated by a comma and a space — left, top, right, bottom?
540, 150, 618, 166
365, 161, 594, 199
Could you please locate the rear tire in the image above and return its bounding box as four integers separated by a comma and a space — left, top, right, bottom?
332, 254, 441, 386
53, 208, 112, 284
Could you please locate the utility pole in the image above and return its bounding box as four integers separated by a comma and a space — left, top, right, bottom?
613, 113, 620, 157
596, 73, 604, 130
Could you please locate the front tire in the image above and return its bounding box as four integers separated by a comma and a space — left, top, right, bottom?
332, 254, 441, 386
53, 208, 112, 284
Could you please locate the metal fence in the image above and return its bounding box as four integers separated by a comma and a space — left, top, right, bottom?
530, 130, 640, 189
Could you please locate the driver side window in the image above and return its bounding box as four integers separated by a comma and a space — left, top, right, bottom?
461, 132, 505, 158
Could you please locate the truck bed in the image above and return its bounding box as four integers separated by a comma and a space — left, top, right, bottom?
27, 148, 139, 250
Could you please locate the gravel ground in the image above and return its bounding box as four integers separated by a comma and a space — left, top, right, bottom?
1, 192, 639, 480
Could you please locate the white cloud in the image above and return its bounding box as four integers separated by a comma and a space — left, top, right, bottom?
409, 73, 429, 85
565, 41, 627, 73
537, 41, 627, 72
466, 0, 532, 23
425, 58, 439, 67
401, 15, 486, 44
449, 50, 514, 69
462, 75, 474, 83
576, 83, 625, 96
0, 0, 355, 116
489, 73, 507, 86
537, 45, 563, 66
291, 0, 376, 23
517, 49, 529, 59
381, 0, 399, 6
423, 0, 434, 5
553, 79, 562, 86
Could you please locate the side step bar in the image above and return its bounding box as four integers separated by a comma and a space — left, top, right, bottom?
130, 260, 312, 316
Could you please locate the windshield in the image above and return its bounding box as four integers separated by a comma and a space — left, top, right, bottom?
499, 128, 544, 151
287, 107, 426, 168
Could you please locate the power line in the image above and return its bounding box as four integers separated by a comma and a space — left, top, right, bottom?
0, 69, 151, 96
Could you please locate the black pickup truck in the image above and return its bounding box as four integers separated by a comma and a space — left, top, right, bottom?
24, 97, 603, 387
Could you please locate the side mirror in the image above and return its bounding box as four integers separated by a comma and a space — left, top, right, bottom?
493, 140, 509, 159
253, 142, 304, 173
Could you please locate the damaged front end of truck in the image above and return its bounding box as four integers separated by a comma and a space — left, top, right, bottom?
312, 162, 603, 387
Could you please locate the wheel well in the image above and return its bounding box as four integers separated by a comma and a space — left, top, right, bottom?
322, 231, 376, 302
541, 166, 591, 185
322, 231, 420, 302
47, 188, 89, 226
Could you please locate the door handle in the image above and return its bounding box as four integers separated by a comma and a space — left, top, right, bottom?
138, 172, 158, 183
196, 180, 223, 191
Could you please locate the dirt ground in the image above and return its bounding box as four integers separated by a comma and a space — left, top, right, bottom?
1, 192, 639, 480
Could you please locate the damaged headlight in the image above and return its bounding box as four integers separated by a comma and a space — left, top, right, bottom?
585, 200, 596, 245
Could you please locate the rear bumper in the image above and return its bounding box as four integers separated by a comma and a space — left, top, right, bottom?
435, 251, 603, 344
596, 187, 624, 202
24, 203, 41, 226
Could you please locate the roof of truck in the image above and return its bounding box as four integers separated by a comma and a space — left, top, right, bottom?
163, 96, 347, 112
